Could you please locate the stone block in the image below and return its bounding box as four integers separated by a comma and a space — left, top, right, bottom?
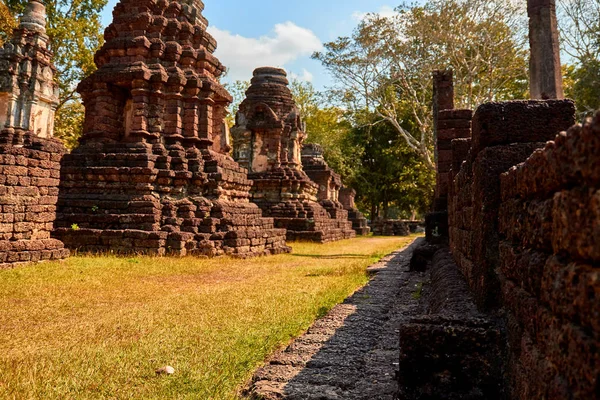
471, 100, 575, 155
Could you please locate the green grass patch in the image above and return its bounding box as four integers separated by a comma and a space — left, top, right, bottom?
0, 235, 417, 399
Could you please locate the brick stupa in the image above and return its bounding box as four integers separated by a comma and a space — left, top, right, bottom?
301, 143, 355, 238
232, 67, 352, 242
54, 0, 289, 257
0, 0, 69, 268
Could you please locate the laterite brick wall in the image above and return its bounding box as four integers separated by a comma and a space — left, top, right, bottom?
498, 113, 600, 399
0, 135, 68, 268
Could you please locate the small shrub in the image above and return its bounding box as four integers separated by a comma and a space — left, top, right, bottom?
412, 282, 424, 299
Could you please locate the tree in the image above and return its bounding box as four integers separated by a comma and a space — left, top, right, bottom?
0, 0, 16, 45
348, 114, 435, 220
224, 80, 250, 127
558, 0, 600, 115
5, 0, 106, 147
557, 0, 600, 62
313, 0, 528, 170
289, 80, 358, 181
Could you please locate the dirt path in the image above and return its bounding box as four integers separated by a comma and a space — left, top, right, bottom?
245, 238, 426, 400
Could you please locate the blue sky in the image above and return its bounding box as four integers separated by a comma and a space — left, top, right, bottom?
100, 0, 397, 90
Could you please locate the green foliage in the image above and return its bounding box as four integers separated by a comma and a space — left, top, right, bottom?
5, 0, 106, 146
289, 80, 359, 182
558, 0, 600, 115
224, 80, 250, 127
564, 59, 600, 116
412, 282, 424, 300
0, 0, 16, 45
313, 0, 528, 170
53, 100, 84, 149
287, 80, 434, 219
348, 114, 435, 220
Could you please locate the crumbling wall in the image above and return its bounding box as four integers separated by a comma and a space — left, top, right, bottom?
435, 109, 472, 211
0, 0, 68, 268
400, 248, 504, 400
428, 70, 472, 244
404, 98, 598, 399
301, 143, 356, 239
372, 219, 410, 236
497, 113, 600, 399
0, 134, 68, 268
449, 100, 575, 309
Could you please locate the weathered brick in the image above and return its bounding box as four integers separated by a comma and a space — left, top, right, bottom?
471, 100, 575, 155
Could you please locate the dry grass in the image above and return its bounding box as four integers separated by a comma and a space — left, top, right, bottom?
0, 235, 417, 400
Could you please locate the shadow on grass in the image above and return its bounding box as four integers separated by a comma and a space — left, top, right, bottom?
290, 254, 372, 260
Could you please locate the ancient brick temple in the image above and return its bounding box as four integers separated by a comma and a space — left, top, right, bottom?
0, 0, 58, 139
232, 67, 353, 242
53, 0, 289, 257
301, 143, 355, 239
339, 187, 370, 236
0, 0, 69, 268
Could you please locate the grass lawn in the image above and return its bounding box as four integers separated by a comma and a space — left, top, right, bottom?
0, 235, 417, 400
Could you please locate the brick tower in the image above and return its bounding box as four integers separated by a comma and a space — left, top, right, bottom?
232, 67, 354, 242
0, 0, 69, 268
54, 0, 289, 257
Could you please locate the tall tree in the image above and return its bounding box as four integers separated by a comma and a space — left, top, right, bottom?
0, 0, 16, 45
5, 0, 106, 147
558, 0, 600, 114
289, 80, 357, 181
313, 0, 528, 170
348, 114, 435, 220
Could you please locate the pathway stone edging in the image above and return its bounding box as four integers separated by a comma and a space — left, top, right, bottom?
245, 238, 426, 399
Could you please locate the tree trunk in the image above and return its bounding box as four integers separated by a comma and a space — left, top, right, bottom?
370, 202, 377, 222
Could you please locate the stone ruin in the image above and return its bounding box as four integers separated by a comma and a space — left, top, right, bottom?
300, 143, 356, 238
232, 67, 354, 243
338, 187, 370, 236
0, 0, 69, 269
0, 0, 58, 140
427, 69, 472, 243
400, 68, 599, 399
371, 219, 410, 237
53, 0, 289, 257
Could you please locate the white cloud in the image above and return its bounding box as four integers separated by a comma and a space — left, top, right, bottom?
208, 22, 323, 82
289, 69, 314, 83
352, 5, 397, 21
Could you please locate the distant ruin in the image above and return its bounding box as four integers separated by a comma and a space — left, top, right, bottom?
339, 187, 370, 236
232, 67, 355, 243
53, 0, 289, 257
0, 0, 68, 269
301, 143, 356, 238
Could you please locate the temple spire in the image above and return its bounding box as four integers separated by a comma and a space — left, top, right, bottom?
19, 0, 47, 33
